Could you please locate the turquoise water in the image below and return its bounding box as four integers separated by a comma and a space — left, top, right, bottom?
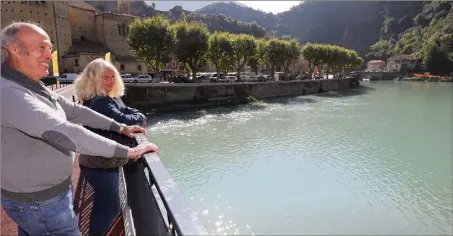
146, 81, 453, 235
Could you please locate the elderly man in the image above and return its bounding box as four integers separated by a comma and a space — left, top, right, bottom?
1, 22, 158, 235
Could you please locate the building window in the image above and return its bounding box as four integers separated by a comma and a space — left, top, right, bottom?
81, 36, 85, 41
120, 64, 125, 71
138, 65, 142, 71
118, 25, 121, 35
121, 24, 126, 36
75, 59, 79, 66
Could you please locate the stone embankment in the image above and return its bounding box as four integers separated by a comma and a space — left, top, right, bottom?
124, 78, 360, 111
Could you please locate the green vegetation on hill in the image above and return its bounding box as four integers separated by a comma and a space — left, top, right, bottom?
88, 0, 452, 75
200, 1, 453, 75
199, 1, 385, 55
198, 2, 277, 32
86, 1, 266, 37
367, 1, 453, 75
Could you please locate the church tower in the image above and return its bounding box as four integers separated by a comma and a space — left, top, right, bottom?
118, 0, 131, 15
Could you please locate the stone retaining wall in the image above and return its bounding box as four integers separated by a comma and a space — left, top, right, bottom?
124, 79, 359, 111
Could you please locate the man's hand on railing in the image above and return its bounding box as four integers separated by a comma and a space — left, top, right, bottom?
127, 141, 159, 160
120, 125, 146, 138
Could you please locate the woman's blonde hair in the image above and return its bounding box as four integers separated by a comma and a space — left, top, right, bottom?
74, 58, 125, 101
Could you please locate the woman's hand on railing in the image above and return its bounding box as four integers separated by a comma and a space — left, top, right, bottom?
127, 141, 159, 160
121, 125, 146, 138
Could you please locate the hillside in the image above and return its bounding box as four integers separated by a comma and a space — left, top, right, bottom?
368, 1, 453, 60
146, 1, 216, 11
199, 1, 384, 54
87, 0, 452, 71
86, 1, 266, 37
198, 2, 277, 32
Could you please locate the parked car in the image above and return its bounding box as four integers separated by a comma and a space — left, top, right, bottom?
168, 75, 191, 83
121, 74, 134, 83
57, 73, 78, 84
40, 76, 58, 86
133, 74, 153, 83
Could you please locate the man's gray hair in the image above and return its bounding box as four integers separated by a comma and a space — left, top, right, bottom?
1, 21, 41, 63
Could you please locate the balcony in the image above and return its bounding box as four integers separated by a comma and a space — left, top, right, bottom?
1, 133, 207, 236
75, 133, 208, 235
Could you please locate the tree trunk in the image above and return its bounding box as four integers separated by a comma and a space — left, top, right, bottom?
192, 70, 197, 83
271, 65, 275, 80
236, 63, 241, 81
215, 62, 221, 82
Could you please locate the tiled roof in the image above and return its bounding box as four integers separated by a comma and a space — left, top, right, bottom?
367, 60, 385, 64
68, 1, 99, 12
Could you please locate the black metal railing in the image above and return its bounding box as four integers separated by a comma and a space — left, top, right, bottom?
119, 133, 208, 236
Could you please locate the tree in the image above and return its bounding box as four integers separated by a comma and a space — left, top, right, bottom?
230, 34, 257, 80
208, 32, 233, 77
424, 43, 452, 75
265, 38, 287, 79
301, 43, 322, 77
302, 43, 363, 78
253, 39, 270, 74
282, 39, 301, 77
366, 40, 394, 60
172, 19, 210, 81
128, 16, 175, 76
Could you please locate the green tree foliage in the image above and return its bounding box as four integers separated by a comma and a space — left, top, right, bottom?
424, 43, 453, 76
367, 1, 453, 75
253, 39, 270, 72
282, 39, 301, 76
208, 32, 234, 75
172, 19, 210, 80
366, 40, 394, 60
302, 43, 363, 77
128, 16, 176, 73
264, 39, 287, 78
230, 34, 257, 80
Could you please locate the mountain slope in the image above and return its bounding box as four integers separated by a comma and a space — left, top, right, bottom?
277, 1, 384, 54
367, 1, 453, 71
85, 1, 267, 37
198, 1, 277, 31
146, 1, 216, 11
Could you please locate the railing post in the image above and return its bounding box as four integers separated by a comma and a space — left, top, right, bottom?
123, 160, 168, 235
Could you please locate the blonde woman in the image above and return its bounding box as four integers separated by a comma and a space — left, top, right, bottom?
74, 58, 153, 235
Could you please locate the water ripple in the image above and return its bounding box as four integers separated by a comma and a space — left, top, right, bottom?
148, 83, 453, 235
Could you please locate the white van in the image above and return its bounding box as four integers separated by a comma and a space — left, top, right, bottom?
57, 73, 78, 84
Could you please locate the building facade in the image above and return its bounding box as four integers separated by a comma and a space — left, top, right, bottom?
1, 0, 182, 76
386, 54, 418, 72
366, 60, 386, 72
1, 1, 71, 73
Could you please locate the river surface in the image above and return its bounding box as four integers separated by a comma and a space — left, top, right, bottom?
146, 81, 453, 235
